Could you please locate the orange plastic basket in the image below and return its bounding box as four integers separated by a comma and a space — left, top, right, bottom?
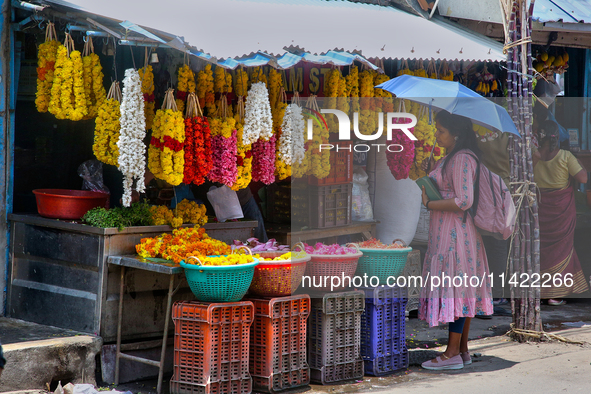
249, 250, 310, 297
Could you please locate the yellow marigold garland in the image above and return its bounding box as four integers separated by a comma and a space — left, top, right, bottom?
48, 35, 88, 121
93, 81, 121, 166
176, 64, 195, 114
232, 123, 253, 191
250, 67, 267, 87
148, 90, 185, 186
325, 69, 340, 133
35, 28, 60, 113
139, 65, 155, 129
196, 64, 216, 117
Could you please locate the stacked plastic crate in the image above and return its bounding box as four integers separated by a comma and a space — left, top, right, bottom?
308, 291, 365, 384
170, 301, 254, 394
359, 285, 409, 376
292, 140, 353, 229
247, 295, 311, 393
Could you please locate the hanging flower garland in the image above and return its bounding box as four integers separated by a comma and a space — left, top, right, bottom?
139, 64, 155, 129
250, 67, 267, 87
358, 69, 376, 135
324, 68, 340, 133
276, 103, 305, 181
234, 67, 249, 124
386, 101, 415, 180
35, 22, 59, 113
183, 93, 213, 185
252, 135, 276, 184
408, 107, 445, 180
93, 81, 122, 166
304, 97, 330, 179
176, 63, 195, 114
214, 66, 233, 118
208, 117, 238, 187
81, 37, 106, 119
336, 72, 350, 120
231, 123, 253, 191
149, 89, 185, 187
48, 34, 88, 121
118, 69, 147, 207
196, 64, 216, 117
346, 66, 360, 117
268, 69, 289, 180
243, 81, 273, 145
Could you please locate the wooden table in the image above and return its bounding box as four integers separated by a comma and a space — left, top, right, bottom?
108, 255, 184, 394
266, 221, 378, 246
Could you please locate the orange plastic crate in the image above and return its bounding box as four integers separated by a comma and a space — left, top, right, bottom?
248, 295, 311, 393
171, 301, 254, 394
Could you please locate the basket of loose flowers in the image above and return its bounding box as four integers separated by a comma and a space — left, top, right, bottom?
248, 242, 310, 297
352, 238, 412, 284
180, 245, 259, 302
303, 243, 363, 292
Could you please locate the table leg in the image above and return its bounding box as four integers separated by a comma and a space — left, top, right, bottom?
157, 275, 175, 394
115, 266, 125, 385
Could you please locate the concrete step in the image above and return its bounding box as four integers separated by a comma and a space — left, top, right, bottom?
0, 317, 102, 392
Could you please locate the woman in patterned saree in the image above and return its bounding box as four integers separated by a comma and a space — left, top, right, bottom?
533, 120, 588, 306
419, 111, 494, 371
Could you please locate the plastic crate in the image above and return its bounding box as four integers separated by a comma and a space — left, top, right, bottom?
364, 350, 409, 377
359, 286, 408, 376
248, 295, 311, 393
291, 183, 352, 229
266, 183, 291, 224
308, 140, 353, 186
310, 359, 364, 385
170, 301, 254, 394
308, 291, 365, 384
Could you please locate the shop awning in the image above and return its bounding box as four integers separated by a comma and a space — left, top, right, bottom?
41, 0, 505, 63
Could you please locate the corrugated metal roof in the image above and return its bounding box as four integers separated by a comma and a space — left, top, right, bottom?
533, 0, 591, 23
43, 0, 505, 62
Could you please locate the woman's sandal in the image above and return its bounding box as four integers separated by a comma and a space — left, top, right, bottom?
421, 353, 464, 370
548, 299, 567, 306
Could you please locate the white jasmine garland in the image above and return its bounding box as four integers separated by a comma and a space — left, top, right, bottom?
117, 68, 146, 207
243, 81, 273, 145
279, 104, 305, 166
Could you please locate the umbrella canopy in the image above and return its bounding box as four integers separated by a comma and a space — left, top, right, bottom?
375, 75, 520, 137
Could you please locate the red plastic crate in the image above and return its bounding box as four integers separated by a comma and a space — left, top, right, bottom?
171, 301, 254, 394
308, 140, 353, 186
248, 295, 311, 393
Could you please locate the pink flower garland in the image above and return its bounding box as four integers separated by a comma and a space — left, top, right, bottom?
386, 117, 415, 180
208, 129, 238, 187
251, 135, 276, 185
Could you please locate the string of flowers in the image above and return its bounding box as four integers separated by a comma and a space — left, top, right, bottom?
81, 37, 106, 119
243, 81, 273, 145
346, 66, 360, 118
139, 65, 155, 129
277, 103, 305, 180
48, 34, 88, 121
305, 96, 330, 179
250, 67, 267, 87
118, 69, 147, 207
93, 81, 122, 166
231, 123, 253, 191
234, 67, 249, 123
386, 101, 416, 180
35, 22, 59, 113
183, 93, 213, 185
358, 69, 376, 135
325, 68, 340, 133
336, 71, 350, 121
214, 66, 233, 118
252, 135, 276, 184
176, 63, 195, 114
208, 117, 238, 187
408, 107, 445, 180
269, 69, 289, 180
196, 64, 216, 117
148, 89, 185, 186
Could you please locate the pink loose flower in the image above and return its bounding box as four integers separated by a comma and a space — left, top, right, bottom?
303, 242, 358, 255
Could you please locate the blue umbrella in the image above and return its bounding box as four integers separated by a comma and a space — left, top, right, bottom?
375, 74, 520, 137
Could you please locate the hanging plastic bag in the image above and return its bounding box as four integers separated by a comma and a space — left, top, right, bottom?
78, 159, 110, 194
352, 167, 374, 222
207, 185, 244, 222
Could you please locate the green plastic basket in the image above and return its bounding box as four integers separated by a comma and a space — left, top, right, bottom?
354, 241, 412, 285
180, 257, 259, 302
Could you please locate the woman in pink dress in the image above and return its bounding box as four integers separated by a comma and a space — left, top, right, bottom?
419, 111, 494, 370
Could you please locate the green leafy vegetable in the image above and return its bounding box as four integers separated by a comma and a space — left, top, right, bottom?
82, 201, 154, 231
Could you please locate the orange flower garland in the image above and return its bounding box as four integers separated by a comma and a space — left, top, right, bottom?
183, 93, 213, 185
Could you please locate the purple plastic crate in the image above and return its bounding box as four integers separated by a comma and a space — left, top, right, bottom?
364, 349, 409, 376
359, 286, 407, 362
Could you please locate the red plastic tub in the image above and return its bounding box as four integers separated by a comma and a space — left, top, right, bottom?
32, 189, 110, 220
